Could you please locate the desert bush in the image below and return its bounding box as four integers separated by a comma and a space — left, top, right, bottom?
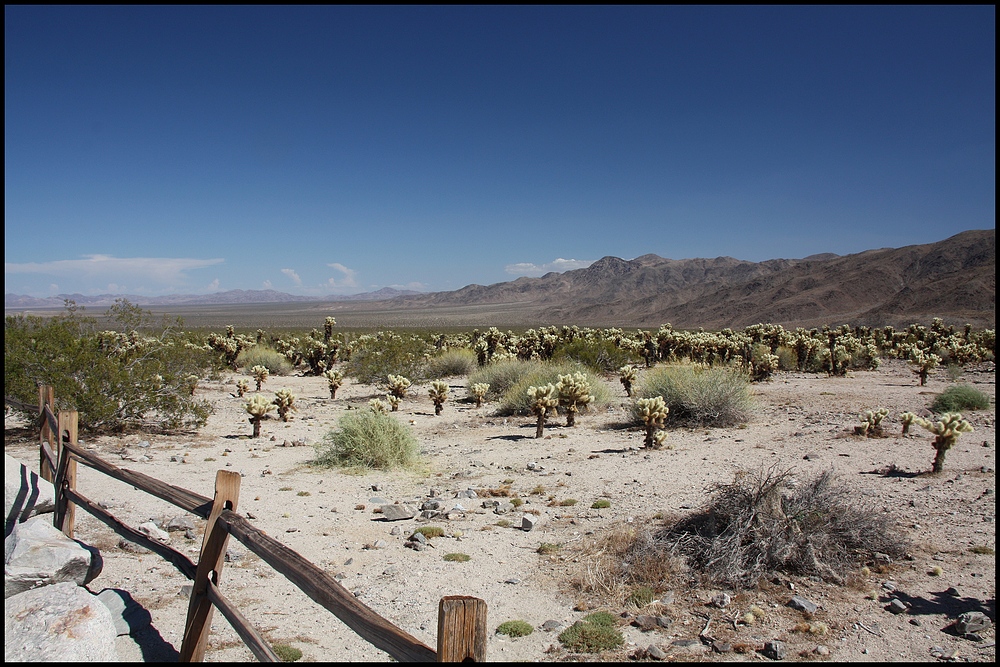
425, 348, 478, 378
413, 526, 445, 539
236, 345, 292, 375
314, 410, 419, 470
552, 337, 638, 373
496, 620, 534, 637
632, 363, 753, 427
931, 385, 991, 413
345, 332, 431, 385
657, 467, 908, 588
4, 300, 213, 432
557, 612, 623, 653
443, 553, 471, 562
496, 362, 610, 416
467, 358, 541, 401
272, 643, 302, 662
775, 346, 798, 371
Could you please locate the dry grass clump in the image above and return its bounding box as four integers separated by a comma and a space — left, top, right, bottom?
632, 362, 754, 427
661, 467, 909, 588
425, 348, 478, 378
313, 410, 419, 470
236, 345, 293, 375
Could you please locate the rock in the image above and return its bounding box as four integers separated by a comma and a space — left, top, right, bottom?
224, 548, 244, 563
4, 581, 119, 661
410, 532, 427, 545
5, 454, 56, 524
656, 616, 672, 628
420, 511, 440, 519
137, 521, 170, 543
955, 611, 992, 636
369, 497, 389, 505
116, 538, 149, 555
886, 599, 908, 614
541, 619, 562, 631
763, 640, 787, 660
788, 595, 818, 614
521, 515, 540, 531
633, 615, 659, 631
96, 588, 151, 636
421, 500, 442, 511
712, 641, 732, 654
813, 645, 831, 656
945, 587, 961, 597
380, 505, 416, 521
494, 502, 514, 515
659, 591, 675, 605
428, 488, 441, 498
455, 489, 477, 499
389, 526, 401, 536
382, 565, 397, 575
405, 542, 424, 551
5, 516, 102, 599
710, 593, 731, 608
647, 644, 667, 660
504, 577, 521, 585
164, 516, 195, 532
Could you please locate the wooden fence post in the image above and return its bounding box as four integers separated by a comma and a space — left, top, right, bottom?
38, 385, 56, 482
437, 595, 487, 662
54, 410, 79, 537
180, 470, 241, 662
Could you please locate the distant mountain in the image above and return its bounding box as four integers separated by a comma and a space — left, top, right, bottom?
382, 229, 995, 329
4, 287, 421, 309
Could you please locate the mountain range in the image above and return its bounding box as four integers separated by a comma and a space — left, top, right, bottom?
5, 229, 994, 329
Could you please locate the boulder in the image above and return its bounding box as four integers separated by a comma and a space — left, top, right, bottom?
5, 516, 102, 598
5, 581, 119, 661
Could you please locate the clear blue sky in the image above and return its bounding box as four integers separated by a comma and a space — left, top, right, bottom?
5, 6, 995, 298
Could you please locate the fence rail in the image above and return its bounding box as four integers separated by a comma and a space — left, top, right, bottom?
6, 386, 486, 662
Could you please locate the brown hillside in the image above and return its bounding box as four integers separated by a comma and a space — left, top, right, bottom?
375, 229, 995, 329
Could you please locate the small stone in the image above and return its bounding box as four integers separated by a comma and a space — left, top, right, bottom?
541, 619, 562, 631
389, 526, 401, 536
659, 591, 675, 605
945, 587, 961, 597
813, 645, 831, 656
633, 615, 659, 631
955, 611, 992, 635
504, 577, 521, 585
521, 515, 538, 531
410, 532, 427, 544
383, 565, 397, 575
710, 593, 731, 608
380, 504, 417, 521
369, 497, 389, 505
887, 599, 907, 614
763, 640, 787, 660
788, 595, 818, 614
647, 645, 667, 660
712, 641, 732, 654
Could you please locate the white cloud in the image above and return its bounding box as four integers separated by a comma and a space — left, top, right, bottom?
4, 255, 224, 288
504, 258, 595, 277
281, 268, 302, 285
388, 282, 426, 292
262, 280, 273, 290
207, 279, 220, 291
48, 284, 59, 294
325, 263, 359, 291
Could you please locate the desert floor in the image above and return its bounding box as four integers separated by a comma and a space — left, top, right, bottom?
4, 359, 995, 662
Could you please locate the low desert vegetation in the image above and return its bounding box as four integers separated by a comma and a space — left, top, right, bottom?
915, 413, 975, 473
931, 384, 991, 413
557, 612, 624, 654
495, 362, 611, 417
313, 410, 419, 470
495, 620, 534, 637
236, 345, 293, 375
425, 348, 478, 378
631, 362, 754, 428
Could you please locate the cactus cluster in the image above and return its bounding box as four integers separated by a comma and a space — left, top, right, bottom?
619, 366, 638, 397
636, 396, 669, 449
429, 380, 449, 415
908, 349, 941, 386
387, 374, 412, 399
250, 365, 270, 391
273, 388, 297, 422
245, 394, 275, 437
855, 407, 889, 437
527, 384, 559, 439
556, 372, 593, 427
369, 398, 389, 414
235, 378, 250, 398
899, 411, 917, 435
469, 382, 490, 408
323, 369, 344, 398
915, 413, 974, 473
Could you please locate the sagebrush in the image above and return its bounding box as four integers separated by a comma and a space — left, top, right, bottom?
313, 410, 419, 470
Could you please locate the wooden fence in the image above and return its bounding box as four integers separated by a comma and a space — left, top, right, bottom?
6, 386, 487, 662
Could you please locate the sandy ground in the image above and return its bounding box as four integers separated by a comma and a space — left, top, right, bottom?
4, 359, 995, 662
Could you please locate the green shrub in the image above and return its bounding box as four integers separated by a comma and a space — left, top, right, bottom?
313, 410, 419, 470
4, 300, 213, 432
426, 348, 478, 378
272, 643, 302, 662
626, 585, 655, 608
496, 362, 611, 416
931, 384, 991, 413
552, 338, 639, 373
558, 613, 623, 653
467, 358, 540, 401
413, 526, 445, 539
591, 499, 611, 509
537, 542, 561, 554
443, 553, 471, 562
236, 345, 293, 375
496, 620, 534, 637
632, 363, 754, 427
346, 333, 431, 385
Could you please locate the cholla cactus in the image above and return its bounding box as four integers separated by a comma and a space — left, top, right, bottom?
749, 344, 780, 382
272, 389, 297, 422
236, 378, 250, 398
250, 365, 269, 391
245, 394, 275, 438
556, 372, 593, 427
527, 384, 559, 439
387, 374, 412, 399
386, 394, 401, 412
636, 396, 669, 449
469, 383, 489, 408
619, 366, 638, 397
909, 349, 941, 386
185, 374, 199, 396
855, 407, 889, 437
429, 380, 449, 415
369, 398, 389, 414
915, 413, 974, 473
323, 317, 337, 343
899, 411, 917, 436
323, 369, 344, 398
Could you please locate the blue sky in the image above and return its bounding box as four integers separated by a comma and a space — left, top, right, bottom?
5, 6, 995, 298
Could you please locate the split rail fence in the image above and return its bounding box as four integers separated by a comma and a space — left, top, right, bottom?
6, 385, 487, 662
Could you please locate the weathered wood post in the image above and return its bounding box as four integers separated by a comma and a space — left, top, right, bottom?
38, 385, 56, 482
437, 595, 487, 662
54, 410, 79, 537
180, 470, 241, 662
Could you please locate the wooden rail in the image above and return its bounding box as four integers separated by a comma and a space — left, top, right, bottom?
5, 386, 487, 662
